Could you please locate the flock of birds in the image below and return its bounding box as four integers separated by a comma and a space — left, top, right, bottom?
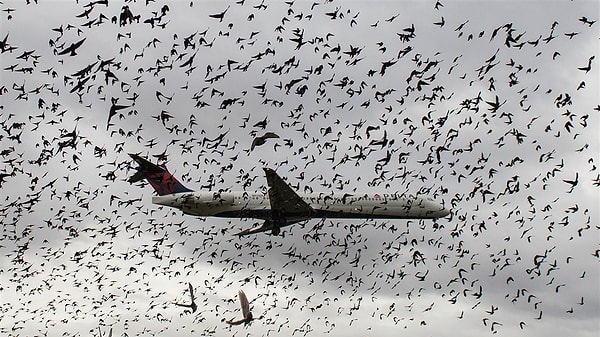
0, 0, 598, 336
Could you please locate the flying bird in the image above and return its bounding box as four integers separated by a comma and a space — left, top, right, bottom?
174, 282, 198, 313
209, 5, 230, 22
226, 290, 253, 325
251, 132, 279, 151
577, 55, 594, 73
57, 38, 86, 56
107, 99, 130, 130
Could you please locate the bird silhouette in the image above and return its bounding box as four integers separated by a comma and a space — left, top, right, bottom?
209, 5, 230, 22
251, 132, 279, 151
226, 290, 253, 325
175, 282, 198, 313
577, 55, 594, 73
107, 99, 130, 130
56, 38, 86, 56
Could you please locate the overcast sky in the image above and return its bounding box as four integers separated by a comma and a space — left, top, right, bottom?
1, 0, 598, 336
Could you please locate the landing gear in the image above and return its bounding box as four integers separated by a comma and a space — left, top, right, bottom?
271, 225, 280, 236
269, 210, 285, 236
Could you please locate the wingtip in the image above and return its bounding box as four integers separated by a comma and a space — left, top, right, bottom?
234, 228, 253, 236
129, 153, 144, 163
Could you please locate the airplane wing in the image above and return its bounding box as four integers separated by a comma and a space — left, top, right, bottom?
234, 168, 314, 236
263, 167, 314, 219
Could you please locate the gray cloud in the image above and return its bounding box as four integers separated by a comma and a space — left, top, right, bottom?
0, 1, 598, 336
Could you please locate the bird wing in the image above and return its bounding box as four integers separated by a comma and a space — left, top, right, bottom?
262, 132, 280, 139
188, 282, 195, 302
72, 38, 86, 49
59, 38, 86, 55
57, 46, 72, 55
250, 136, 263, 151
238, 290, 250, 317
226, 318, 245, 325
107, 104, 129, 129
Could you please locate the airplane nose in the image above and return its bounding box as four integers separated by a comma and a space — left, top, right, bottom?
424, 199, 450, 218
437, 207, 450, 218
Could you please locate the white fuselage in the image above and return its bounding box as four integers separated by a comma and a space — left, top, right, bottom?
152, 191, 449, 220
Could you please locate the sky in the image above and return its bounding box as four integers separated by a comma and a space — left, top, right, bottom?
0, 0, 598, 336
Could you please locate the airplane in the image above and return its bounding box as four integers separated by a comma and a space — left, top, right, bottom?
128, 154, 450, 236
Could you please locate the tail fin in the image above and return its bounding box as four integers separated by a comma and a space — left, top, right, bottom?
128, 153, 192, 195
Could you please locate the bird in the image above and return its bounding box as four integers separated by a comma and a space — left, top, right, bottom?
578, 16, 596, 27
577, 55, 594, 73
56, 38, 86, 56
562, 172, 579, 192
251, 132, 279, 151
107, 99, 130, 130
209, 5, 230, 22
174, 282, 198, 313
226, 290, 253, 325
